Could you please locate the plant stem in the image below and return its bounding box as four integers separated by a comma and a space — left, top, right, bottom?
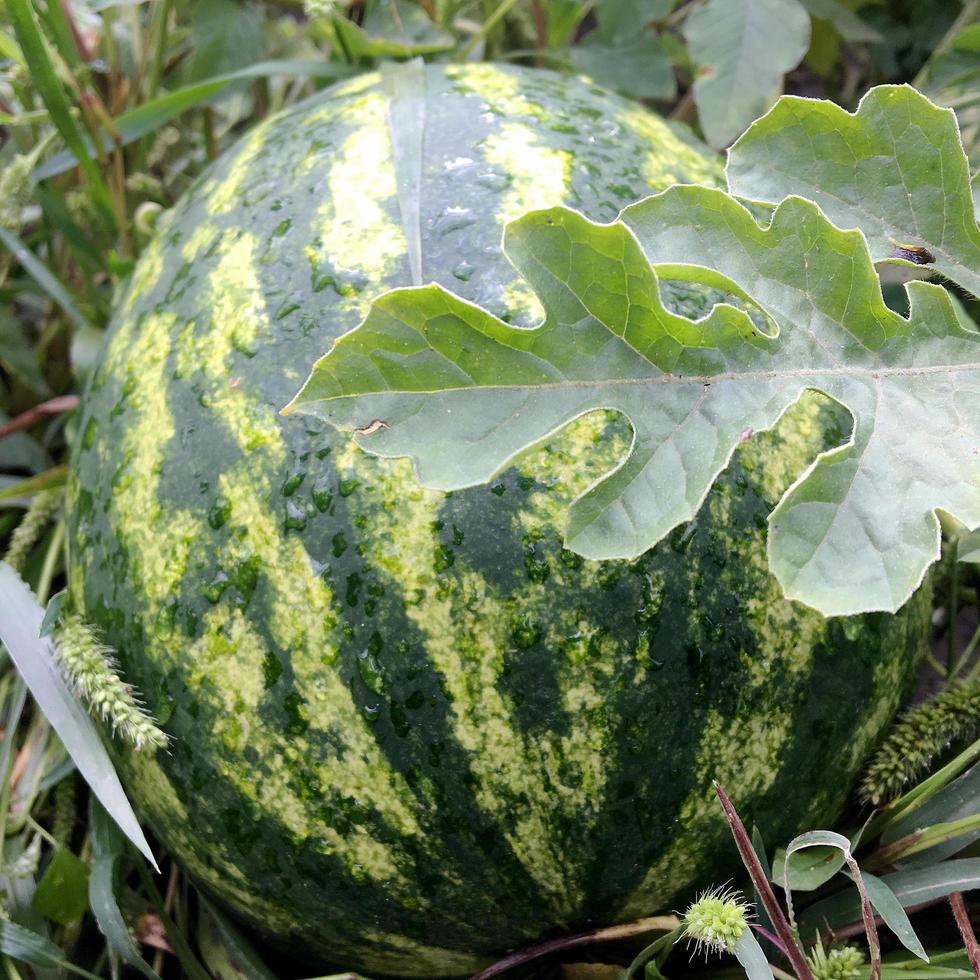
949, 535, 961, 679
714, 783, 816, 980
471, 915, 679, 980
912, 0, 980, 89
949, 893, 980, 980
458, 0, 523, 61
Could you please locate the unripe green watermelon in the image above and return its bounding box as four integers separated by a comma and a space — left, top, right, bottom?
67, 64, 928, 977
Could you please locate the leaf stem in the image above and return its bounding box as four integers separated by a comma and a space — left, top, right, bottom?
471, 915, 679, 979
714, 783, 816, 980
458, 0, 523, 61
949, 893, 980, 980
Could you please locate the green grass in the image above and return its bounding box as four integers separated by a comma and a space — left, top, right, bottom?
1, 0, 979, 977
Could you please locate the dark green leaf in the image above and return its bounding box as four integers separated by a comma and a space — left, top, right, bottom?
797, 0, 881, 42
32, 848, 90, 925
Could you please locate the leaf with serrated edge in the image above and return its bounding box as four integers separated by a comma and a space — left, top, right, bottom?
727, 85, 980, 297
285, 183, 980, 618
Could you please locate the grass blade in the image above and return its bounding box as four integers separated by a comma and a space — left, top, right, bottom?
33, 60, 357, 181
89, 800, 162, 979
733, 929, 776, 980
0, 228, 93, 333
0, 562, 158, 869
860, 872, 930, 962
6, 0, 114, 225
801, 860, 980, 936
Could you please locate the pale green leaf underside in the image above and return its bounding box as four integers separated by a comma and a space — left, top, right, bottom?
685, 0, 810, 149
286, 179, 980, 618
727, 85, 980, 297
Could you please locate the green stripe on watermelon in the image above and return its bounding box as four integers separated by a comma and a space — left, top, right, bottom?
67, 63, 927, 976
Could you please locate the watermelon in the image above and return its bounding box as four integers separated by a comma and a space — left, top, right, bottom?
67, 63, 929, 976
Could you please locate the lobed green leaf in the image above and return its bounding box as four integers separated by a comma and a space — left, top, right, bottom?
727, 85, 980, 296
287, 142, 980, 616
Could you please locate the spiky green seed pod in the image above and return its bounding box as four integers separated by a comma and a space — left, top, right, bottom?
0, 154, 35, 230
4, 490, 61, 574
54, 613, 168, 752
808, 939, 867, 980
681, 886, 751, 956
125, 172, 166, 200
304, 0, 341, 20
860, 681, 980, 805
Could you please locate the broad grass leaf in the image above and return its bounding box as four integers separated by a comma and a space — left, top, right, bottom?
286, 96, 980, 617
684, 0, 810, 147
0, 563, 157, 869
32, 61, 356, 182
732, 930, 775, 980
800, 859, 980, 936
88, 801, 161, 979
197, 897, 277, 980
0, 919, 65, 969
727, 86, 980, 296
855, 872, 929, 961
0, 227, 94, 333
883, 764, 980, 865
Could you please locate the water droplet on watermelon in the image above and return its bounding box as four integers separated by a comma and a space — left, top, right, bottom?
511, 617, 541, 650
201, 571, 230, 604
81, 417, 98, 449
362, 703, 380, 721
338, 478, 360, 497
311, 480, 333, 513
433, 206, 475, 235
452, 260, 475, 281
357, 647, 386, 695
284, 499, 307, 531
208, 495, 231, 529
281, 470, 306, 496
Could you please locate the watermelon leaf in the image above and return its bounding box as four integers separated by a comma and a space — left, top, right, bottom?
684, 0, 811, 148
727, 86, 980, 297
286, 92, 980, 617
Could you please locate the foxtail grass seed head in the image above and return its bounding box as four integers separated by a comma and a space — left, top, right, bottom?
304, 0, 342, 20
860, 680, 980, 804
4, 490, 61, 574
0, 154, 35, 230
808, 938, 867, 980
54, 613, 168, 752
681, 886, 751, 957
